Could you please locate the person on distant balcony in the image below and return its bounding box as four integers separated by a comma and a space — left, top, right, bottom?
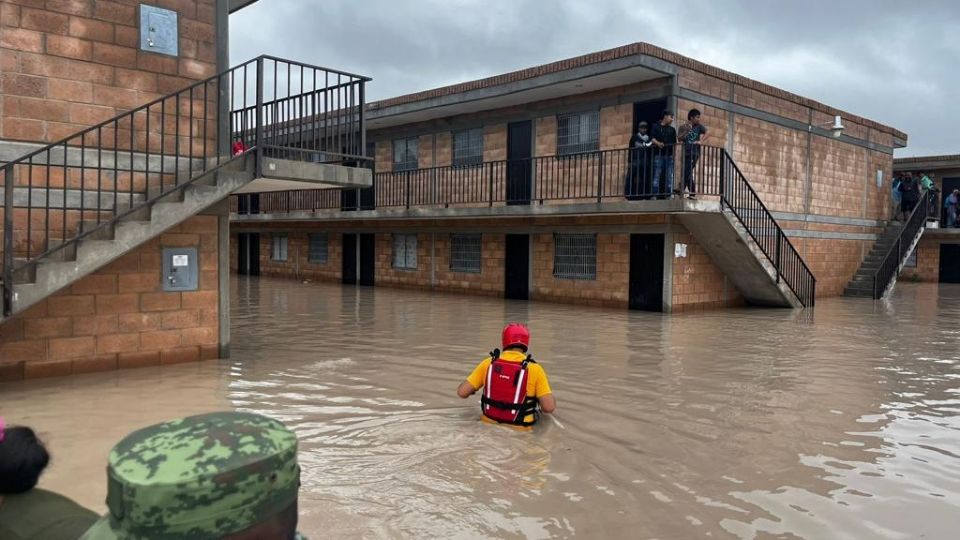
624, 121, 653, 200
898, 173, 920, 221
650, 110, 677, 199
457, 323, 556, 429
0, 419, 99, 540
945, 189, 959, 228
891, 174, 902, 222
678, 109, 709, 198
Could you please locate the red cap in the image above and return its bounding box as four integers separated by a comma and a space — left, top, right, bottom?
501, 323, 530, 351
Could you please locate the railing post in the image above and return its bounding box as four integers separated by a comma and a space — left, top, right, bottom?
254, 57, 264, 178
358, 81, 366, 161
3, 165, 13, 316
719, 151, 726, 200
488, 162, 494, 207
775, 230, 782, 283
405, 171, 411, 209
597, 151, 604, 203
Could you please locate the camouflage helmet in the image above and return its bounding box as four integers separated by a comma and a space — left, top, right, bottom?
80, 411, 300, 540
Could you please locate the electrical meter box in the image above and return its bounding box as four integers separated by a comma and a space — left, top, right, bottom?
162, 247, 198, 292
140, 5, 179, 57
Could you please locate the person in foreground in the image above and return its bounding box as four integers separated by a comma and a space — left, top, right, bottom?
80, 411, 308, 540
0, 418, 99, 540
457, 323, 556, 428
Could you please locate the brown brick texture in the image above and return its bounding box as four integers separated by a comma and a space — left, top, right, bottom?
0, 215, 220, 381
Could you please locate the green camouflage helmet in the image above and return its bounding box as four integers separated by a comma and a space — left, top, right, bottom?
80, 411, 300, 540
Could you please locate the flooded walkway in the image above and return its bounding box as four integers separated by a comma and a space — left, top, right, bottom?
3, 277, 960, 539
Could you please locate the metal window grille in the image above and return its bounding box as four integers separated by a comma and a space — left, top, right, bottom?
271, 233, 288, 262
393, 137, 419, 171
557, 111, 600, 156
453, 128, 484, 167
392, 233, 418, 269
308, 233, 328, 264
553, 233, 597, 280
450, 234, 482, 273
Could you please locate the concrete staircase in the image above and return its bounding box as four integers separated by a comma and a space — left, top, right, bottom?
2, 157, 256, 322
843, 222, 905, 298
679, 203, 803, 308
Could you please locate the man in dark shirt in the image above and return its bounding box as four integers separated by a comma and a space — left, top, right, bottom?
898, 173, 920, 221
650, 110, 677, 199
678, 108, 709, 198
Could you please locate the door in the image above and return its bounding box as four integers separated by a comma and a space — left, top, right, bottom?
342, 233, 358, 284
629, 233, 664, 311
504, 234, 530, 300
506, 121, 533, 205
359, 233, 376, 286
237, 233, 260, 276
941, 177, 960, 224
939, 244, 960, 283
238, 194, 260, 215
627, 99, 668, 200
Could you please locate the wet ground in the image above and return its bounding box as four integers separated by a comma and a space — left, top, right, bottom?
3, 277, 960, 539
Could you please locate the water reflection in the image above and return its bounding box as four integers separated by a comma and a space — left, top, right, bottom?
2, 278, 959, 538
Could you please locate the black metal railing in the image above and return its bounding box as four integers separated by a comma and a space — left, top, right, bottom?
2, 55, 370, 315
873, 189, 935, 299
236, 143, 815, 306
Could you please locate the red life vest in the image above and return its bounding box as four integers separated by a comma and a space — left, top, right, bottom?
480, 349, 540, 426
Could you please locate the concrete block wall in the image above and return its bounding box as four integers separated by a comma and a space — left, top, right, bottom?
670, 230, 743, 311
0, 214, 219, 381
257, 231, 342, 282
900, 238, 942, 283
531, 232, 629, 309
0, 0, 217, 144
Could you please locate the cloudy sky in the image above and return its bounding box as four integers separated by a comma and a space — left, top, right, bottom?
231, 0, 959, 157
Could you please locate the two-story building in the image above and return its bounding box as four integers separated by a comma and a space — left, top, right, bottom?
231, 42, 905, 313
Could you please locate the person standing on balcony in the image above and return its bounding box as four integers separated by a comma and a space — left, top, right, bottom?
678, 109, 710, 198
650, 110, 677, 199
891, 174, 902, 222
625, 121, 653, 200
898, 173, 920, 221
945, 189, 959, 228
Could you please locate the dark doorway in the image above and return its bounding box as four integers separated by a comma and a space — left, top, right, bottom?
237, 233, 260, 276
939, 244, 960, 283
504, 234, 530, 300
941, 177, 960, 225
625, 99, 668, 200
359, 233, 375, 286
506, 120, 533, 205
342, 233, 357, 284
629, 233, 664, 311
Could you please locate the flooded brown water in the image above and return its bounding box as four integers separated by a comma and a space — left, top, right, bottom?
3, 277, 960, 539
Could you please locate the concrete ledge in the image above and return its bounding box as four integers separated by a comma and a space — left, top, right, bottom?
232, 197, 693, 221
237, 157, 372, 191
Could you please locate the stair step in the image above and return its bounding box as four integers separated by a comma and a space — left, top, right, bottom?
77, 220, 115, 241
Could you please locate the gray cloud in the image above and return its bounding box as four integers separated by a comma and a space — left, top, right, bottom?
230, 0, 960, 156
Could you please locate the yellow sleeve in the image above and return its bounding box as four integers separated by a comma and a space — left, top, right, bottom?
532, 364, 552, 398
465, 358, 492, 390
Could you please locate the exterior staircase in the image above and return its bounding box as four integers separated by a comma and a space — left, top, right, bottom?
2, 56, 371, 322
843, 190, 934, 299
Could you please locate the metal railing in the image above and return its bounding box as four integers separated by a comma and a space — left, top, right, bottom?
2, 56, 369, 315
873, 189, 936, 299
237, 143, 815, 306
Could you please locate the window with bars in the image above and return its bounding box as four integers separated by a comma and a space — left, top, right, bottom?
450, 234, 482, 273
393, 137, 419, 171
557, 111, 600, 156
553, 234, 597, 280
308, 234, 328, 264
392, 234, 418, 270
453, 128, 483, 167
271, 233, 288, 262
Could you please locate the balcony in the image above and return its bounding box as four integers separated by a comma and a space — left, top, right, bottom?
230, 145, 731, 219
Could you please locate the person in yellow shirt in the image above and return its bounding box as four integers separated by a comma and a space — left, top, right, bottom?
457, 324, 556, 427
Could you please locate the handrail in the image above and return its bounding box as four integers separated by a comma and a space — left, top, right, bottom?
873, 189, 933, 299
235, 143, 816, 306
3, 56, 370, 315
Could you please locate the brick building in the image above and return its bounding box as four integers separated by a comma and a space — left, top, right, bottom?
894, 154, 960, 284
232, 42, 906, 311
1, 0, 371, 379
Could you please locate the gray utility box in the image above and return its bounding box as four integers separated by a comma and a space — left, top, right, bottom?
162, 247, 199, 292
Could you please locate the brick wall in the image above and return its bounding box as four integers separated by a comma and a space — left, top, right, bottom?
257, 231, 341, 282
670, 230, 743, 311
0, 214, 219, 381
531, 232, 629, 309
375, 232, 431, 288
900, 238, 941, 282
433, 232, 504, 296
1, 0, 217, 143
